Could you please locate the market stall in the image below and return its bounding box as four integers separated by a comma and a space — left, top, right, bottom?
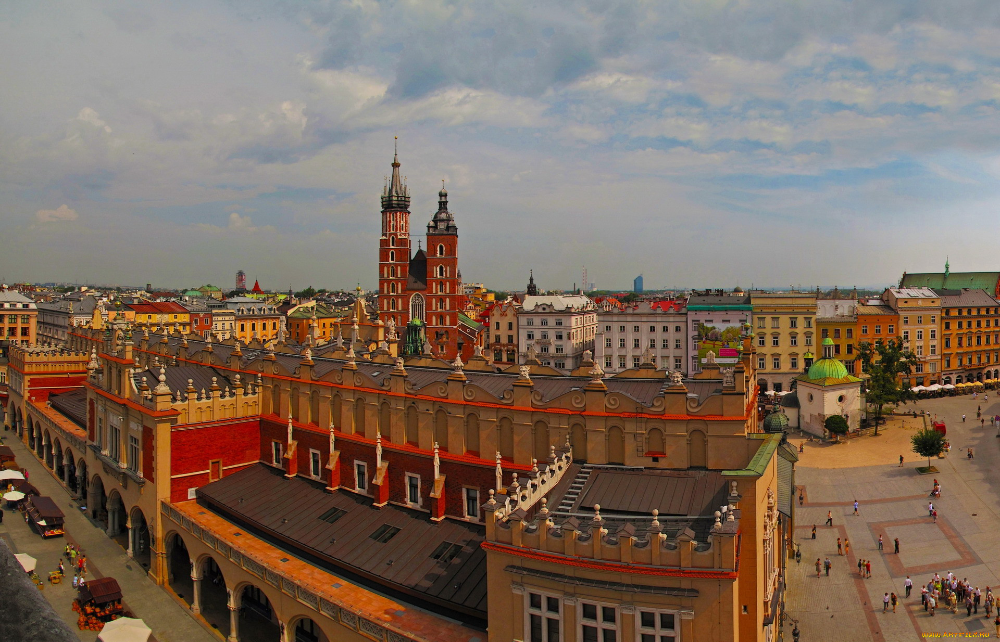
74, 577, 125, 631
25, 495, 65, 538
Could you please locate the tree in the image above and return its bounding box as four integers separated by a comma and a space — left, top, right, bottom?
911, 428, 945, 470
295, 286, 317, 298
857, 338, 919, 435
824, 415, 849, 442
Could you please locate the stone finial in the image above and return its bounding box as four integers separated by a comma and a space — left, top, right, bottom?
287, 414, 294, 444
495, 452, 503, 492
302, 346, 312, 362
714, 510, 722, 530
593, 503, 602, 523
487, 489, 497, 506
473, 343, 483, 358
87, 348, 99, 372
346, 346, 356, 366
452, 355, 464, 372
705, 349, 716, 365
651, 508, 661, 530
433, 442, 440, 479
153, 367, 170, 394
531, 458, 539, 474
394, 357, 405, 372
329, 421, 336, 454
589, 360, 604, 382
518, 365, 531, 381
376, 431, 383, 468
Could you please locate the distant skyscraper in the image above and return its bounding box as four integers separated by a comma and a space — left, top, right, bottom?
634, 274, 644, 293
236, 270, 246, 290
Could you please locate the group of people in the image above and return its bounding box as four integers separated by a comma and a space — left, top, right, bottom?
62, 543, 87, 588
919, 572, 1000, 629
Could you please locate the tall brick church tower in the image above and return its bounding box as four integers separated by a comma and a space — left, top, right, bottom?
378, 143, 462, 359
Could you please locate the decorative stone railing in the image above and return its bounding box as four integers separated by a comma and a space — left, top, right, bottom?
493, 441, 573, 520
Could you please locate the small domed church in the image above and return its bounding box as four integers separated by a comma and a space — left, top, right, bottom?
792, 337, 863, 437
377, 143, 465, 359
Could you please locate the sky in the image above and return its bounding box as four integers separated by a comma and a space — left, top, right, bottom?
3, 1, 1000, 292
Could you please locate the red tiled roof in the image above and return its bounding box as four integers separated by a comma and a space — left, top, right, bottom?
650, 300, 686, 312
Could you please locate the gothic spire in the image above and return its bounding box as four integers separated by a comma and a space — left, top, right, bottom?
381, 137, 410, 211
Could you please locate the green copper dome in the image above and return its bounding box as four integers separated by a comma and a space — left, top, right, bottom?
763, 409, 789, 432
807, 356, 849, 381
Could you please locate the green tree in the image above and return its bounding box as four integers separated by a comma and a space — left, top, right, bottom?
857, 338, 919, 436
911, 428, 945, 470
824, 415, 849, 442
295, 286, 317, 298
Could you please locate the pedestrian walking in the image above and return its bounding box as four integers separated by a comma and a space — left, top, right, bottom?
894, 537, 900, 554
933, 509, 938, 523
836, 537, 842, 555
812, 525, 817, 539
866, 560, 872, 578
883, 592, 890, 612
994, 614, 1000, 638
825, 558, 832, 576
891, 592, 898, 613
816, 558, 822, 578
905, 576, 913, 598
929, 594, 936, 616
799, 491, 803, 506
963, 414, 967, 422
922, 585, 928, 609
853, 500, 859, 516
844, 538, 851, 556
878, 535, 884, 551
826, 511, 833, 526
976, 587, 982, 613
929, 501, 935, 516
899, 454, 904, 467
967, 595, 974, 617
858, 559, 863, 576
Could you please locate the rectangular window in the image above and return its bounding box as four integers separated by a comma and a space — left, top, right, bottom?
310, 449, 322, 478
822, 328, 829, 339
758, 356, 766, 369
790, 357, 798, 370
527, 319, 534, 326
902, 330, 909, 341
128, 436, 140, 474
916, 345, 923, 356
772, 356, 781, 369
834, 344, 841, 354
406, 474, 421, 505
847, 344, 853, 354
930, 344, 936, 355
555, 319, 562, 326
527, 332, 534, 340
526, 592, 561, 642
637, 610, 678, 642
272, 441, 282, 466
917, 316, 923, 324
833, 328, 841, 339
633, 338, 640, 348
930, 329, 936, 339
903, 316, 909, 325
649, 338, 656, 348
662, 339, 669, 348
757, 335, 765, 347
605, 356, 612, 368
888, 324, 895, 334
541, 319, 549, 326
605, 338, 612, 348
464, 487, 480, 519
789, 317, 798, 328
541, 332, 548, 340
605, 325, 611, 332
579, 600, 618, 642
916, 330, 923, 340
662, 326, 669, 333
633, 325, 639, 333
318, 507, 346, 523
757, 318, 766, 328
674, 357, 682, 370
771, 317, 780, 328
861, 325, 869, 335
650, 325, 656, 333
674, 339, 681, 349
805, 318, 812, 328
619, 325, 625, 332
370, 524, 401, 543
619, 338, 626, 348
555, 345, 564, 354
846, 328, 853, 338
508, 322, 513, 330
790, 335, 797, 347
772, 336, 779, 347
633, 356, 640, 368
618, 356, 626, 369
355, 461, 367, 492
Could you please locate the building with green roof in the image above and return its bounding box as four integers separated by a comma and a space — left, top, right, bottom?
793, 338, 863, 437
900, 259, 1000, 297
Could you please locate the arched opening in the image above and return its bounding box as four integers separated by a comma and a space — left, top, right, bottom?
89, 475, 107, 526
26, 417, 35, 451
498, 417, 514, 460
43, 430, 54, 468
198, 557, 231, 637
390, 266, 396, 278
291, 616, 330, 642
16, 407, 23, 437
689, 430, 707, 468
290, 386, 300, 421
331, 394, 342, 429
607, 426, 625, 465
437, 244, 445, 257
647, 427, 665, 454
165, 532, 192, 606
237, 583, 281, 641
410, 293, 425, 323
406, 405, 419, 445
309, 390, 320, 426
53, 439, 64, 480
570, 423, 586, 462
389, 250, 395, 261
129, 507, 151, 570
533, 421, 549, 461
758, 380, 768, 395
354, 397, 366, 435
106, 490, 128, 547
464, 414, 480, 455
75, 459, 87, 499
434, 409, 448, 451
390, 282, 397, 294
65, 449, 78, 493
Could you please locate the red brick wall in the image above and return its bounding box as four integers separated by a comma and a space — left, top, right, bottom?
170, 419, 261, 503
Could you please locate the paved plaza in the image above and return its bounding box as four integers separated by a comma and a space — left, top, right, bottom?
0, 428, 218, 642
785, 394, 1000, 642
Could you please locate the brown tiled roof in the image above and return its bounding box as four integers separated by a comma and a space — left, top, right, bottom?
48, 389, 88, 428
79, 577, 122, 605
196, 464, 487, 624
576, 468, 727, 517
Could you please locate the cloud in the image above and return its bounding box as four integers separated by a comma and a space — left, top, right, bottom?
35, 205, 78, 223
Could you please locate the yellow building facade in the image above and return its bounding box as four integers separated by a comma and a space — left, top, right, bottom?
751, 291, 817, 392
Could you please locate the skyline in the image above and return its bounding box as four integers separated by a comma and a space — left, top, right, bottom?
4, 2, 1000, 289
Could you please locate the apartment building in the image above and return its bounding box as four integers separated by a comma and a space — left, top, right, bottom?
751, 291, 817, 392
518, 295, 597, 371
882, 287, 941, 387
596, 299, 688, 373
935, 288, 1000, 384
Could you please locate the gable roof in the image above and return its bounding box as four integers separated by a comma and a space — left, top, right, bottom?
901, 272, 1000, 295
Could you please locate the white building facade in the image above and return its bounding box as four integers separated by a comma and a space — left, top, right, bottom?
518, 295, 597, 371
596, 300, 688, 373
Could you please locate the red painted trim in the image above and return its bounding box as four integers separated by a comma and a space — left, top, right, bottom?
99, 352, 134, 365
481, 540, 739, 579
85, 382, 180, 417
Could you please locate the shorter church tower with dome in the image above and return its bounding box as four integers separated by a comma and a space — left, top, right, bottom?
792, 337, 863, 437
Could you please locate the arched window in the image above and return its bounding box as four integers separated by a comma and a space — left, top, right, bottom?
389, 250, 395, 262
390, 266, 396, 278
435, 409, 448, 451
406, 405, 419, 445
439, 298, 445, 311
465, 414, 480, 455
437, 265, 445, 278
390, 283, 396, 294
498, 418, 514, 460
390, 299, 397, 311
390, 236, 396, 246
410, 294, 425, 322
437, 244, 445, 257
